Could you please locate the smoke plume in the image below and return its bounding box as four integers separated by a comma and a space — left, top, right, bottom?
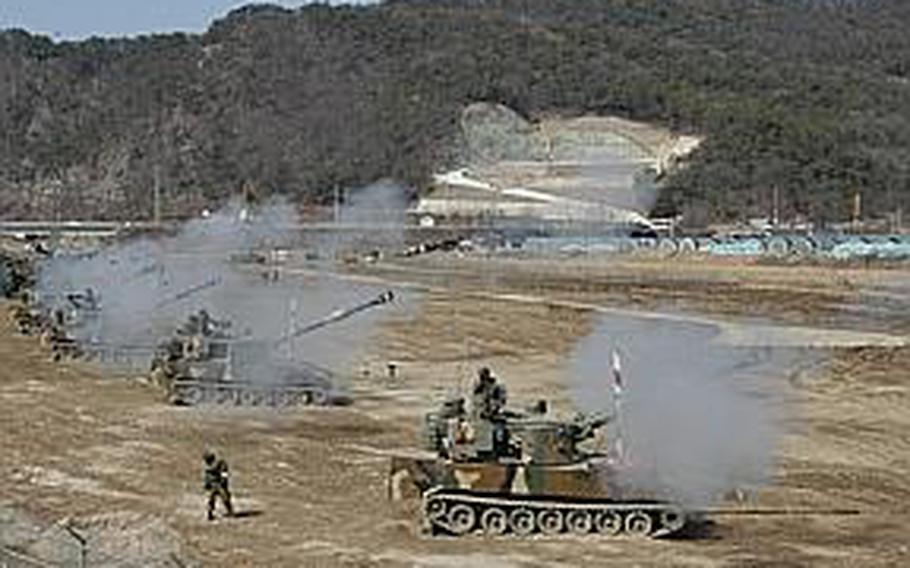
569, 314, 802, 507
36, 193, 403, 382
312, 180, 410, 260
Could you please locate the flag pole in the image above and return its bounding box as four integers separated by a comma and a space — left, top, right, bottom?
610, 349, 625, 462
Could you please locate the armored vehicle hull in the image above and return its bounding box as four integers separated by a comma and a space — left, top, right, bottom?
423, 488, 685, 538
167, 359, 351, 407
154, 343, 351, 407
168, 377, 350, 407
391, 456, 686, 538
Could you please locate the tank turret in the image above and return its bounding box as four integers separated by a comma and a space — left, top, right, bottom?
423, 367, 610, 466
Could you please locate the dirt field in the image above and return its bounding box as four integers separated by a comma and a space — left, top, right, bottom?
2, 255, 909, 566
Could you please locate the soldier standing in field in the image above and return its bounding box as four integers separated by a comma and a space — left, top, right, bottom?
203, 450, 234, 521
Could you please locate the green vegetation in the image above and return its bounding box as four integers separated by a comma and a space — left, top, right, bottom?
1, 0, 908, 225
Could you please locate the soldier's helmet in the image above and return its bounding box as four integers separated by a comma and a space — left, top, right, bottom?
478, 367, 493, 383
203, 450, 216, 464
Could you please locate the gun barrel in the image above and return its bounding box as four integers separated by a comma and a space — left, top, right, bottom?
276, 290, 394, 344
567, 412, 612, 443
156, 277, 221, 308
697, 508, 860, 517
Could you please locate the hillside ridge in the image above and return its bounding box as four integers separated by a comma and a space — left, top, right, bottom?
1, 0, 908, 225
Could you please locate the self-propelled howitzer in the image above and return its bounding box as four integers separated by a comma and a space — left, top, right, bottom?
390, 370, 688, 538
150, 291, 394, 407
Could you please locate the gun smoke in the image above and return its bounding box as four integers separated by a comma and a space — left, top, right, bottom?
36, 186, 411, 381
569, 314, 804, 508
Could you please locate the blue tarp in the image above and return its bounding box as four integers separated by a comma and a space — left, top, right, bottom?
516, 234, 910, 260
698, 238, 766, 256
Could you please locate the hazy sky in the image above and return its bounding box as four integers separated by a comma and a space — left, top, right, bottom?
0, 1, 376, 40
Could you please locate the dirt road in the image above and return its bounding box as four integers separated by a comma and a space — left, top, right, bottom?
1, 256, 909, 566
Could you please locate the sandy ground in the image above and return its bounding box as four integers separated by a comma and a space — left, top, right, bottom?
2, 255, 910, 566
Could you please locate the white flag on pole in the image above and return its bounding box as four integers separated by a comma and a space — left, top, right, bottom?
610, 348, 625, 461
611, 349, 623, 398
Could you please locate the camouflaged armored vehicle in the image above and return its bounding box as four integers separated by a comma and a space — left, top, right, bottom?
7, 291, 85, 361
3, 247, 42, 333
150, 291, 394, 407
0, 246, 36, 299
389, 368, 688, 538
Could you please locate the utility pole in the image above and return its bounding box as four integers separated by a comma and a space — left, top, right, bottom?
4, 66, 13, 167
771, 185, 780, 229
287, 298, 297, 359
852, 190, 862, 232
153, 165, 161, 226
333, 184, 340, 224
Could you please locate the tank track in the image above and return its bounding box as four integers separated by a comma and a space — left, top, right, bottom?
169, 380, 334, 407
422, 488, 686, 538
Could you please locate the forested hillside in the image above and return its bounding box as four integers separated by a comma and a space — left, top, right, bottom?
1, 0, 908, 224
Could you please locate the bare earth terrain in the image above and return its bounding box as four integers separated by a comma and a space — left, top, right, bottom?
2, 256, 909, 566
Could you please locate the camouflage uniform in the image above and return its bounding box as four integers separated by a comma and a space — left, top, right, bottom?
150, 336, 185, 387
203, 451, 234, 520
197, 310, 213, 335
471, 367, 507, 419
470, 368, 510, 458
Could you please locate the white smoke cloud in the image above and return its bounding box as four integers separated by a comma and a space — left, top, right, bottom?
312, 179, 410, 260
569, 314, 804, 507
36, 193, 402, 383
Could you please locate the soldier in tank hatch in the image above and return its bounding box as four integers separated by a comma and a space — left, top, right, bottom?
472, 367, 507, 419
